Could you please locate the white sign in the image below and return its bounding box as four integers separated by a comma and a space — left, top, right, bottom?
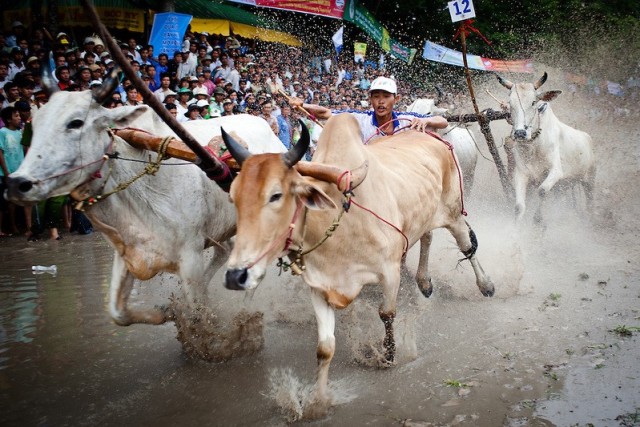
448, 0, 476, 23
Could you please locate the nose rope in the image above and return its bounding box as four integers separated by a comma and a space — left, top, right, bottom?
245, 199, 304, 270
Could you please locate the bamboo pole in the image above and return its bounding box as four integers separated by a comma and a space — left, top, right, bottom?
79, 0, 233, 190
459, 24, 511, 197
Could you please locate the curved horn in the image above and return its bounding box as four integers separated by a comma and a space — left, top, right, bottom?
92, 67, 120, 104
534, 71, 548, 89
282, 119, 310, 168
295, 160, 369, 191
221, 127, 251, 167
41, 60, 60, 96
496, 74, 513, 90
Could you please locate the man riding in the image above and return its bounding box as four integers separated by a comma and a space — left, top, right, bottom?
289, 76, 447, 141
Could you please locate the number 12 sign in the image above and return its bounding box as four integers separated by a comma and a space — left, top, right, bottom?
448, 0, 476, 22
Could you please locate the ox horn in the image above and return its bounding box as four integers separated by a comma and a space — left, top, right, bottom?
41, 60, 60, 96
221, 127, 251, 167
295, 160, 369, 191
496, 74, 514, 90
534, 71, 548, 89
92, 67, 120, 104
282, 120, 310, 168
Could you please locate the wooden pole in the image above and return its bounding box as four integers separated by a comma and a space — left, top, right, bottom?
459, 23, 511, 197
79, 0, 234, 190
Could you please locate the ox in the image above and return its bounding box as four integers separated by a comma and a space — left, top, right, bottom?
498, 72, 595, 222
221, 114, 494, 412
406, 98, 478, 194
6, 86, 285, 330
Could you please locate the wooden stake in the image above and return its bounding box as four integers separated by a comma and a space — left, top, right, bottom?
459, 23, 511, 198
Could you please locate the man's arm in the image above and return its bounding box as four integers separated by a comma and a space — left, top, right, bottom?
409, 115, 448, 132
288, 97, 332, 120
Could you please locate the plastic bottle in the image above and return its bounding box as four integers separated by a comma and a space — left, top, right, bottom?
32, 265, 57, 274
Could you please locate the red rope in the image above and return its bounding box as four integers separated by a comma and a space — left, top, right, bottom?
365, 118, 467, 216
453, 19, 492, 45
246, 199, 303, 269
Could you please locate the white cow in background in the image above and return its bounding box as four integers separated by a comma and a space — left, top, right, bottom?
497, 72, 595, 222
6, 85, 285, 356
406, 98, 479, 195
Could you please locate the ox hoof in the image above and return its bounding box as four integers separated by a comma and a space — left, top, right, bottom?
479, 280, 495, 297
417, 277, 433, 298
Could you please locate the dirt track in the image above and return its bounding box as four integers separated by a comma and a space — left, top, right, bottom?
1, 72, 639, 426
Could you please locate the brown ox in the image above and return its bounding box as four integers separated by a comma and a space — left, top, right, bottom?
221, 113, 494, 412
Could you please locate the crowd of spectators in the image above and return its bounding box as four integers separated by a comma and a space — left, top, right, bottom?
0, 19, 451, 239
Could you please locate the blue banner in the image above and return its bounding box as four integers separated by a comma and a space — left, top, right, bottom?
148, 12, 192, 57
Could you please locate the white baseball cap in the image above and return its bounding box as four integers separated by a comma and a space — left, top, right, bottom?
369, 77, 397, 94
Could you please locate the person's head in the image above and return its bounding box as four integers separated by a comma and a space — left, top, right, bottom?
165, 102, 178, 118
158, 53, 168, 66
147, 64, 157, 77
160, 73, 171, 88
125, 85, 138, 100
128, 38, 138, 51
280, 103, 291, 116
368, 76, 399, 115
260, 100, 272, 115
213, 87, 226, 100
15, 100, 31, 121
1, 106, 21, 129
223, 98, 234, 112
164, 90, 177, 104
185, 103, 202, 119
0, 63, 8, 79
177, 87, 192, 102
3, 82, 18, 101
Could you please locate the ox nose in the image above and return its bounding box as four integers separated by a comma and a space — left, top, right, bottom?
225, 268, 249, 290
6, 176, 34, 196
513, 129, 527, 140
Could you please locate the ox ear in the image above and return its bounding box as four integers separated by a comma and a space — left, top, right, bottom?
537, 90, 561, 102
293, 177, 337, 211
98, 105, 149, 128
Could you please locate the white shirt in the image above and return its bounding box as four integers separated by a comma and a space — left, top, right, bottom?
331, 110, 433, 142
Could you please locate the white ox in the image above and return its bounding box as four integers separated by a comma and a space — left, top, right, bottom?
497, 72, 595, 221
406, 98, 478, 194
220, 114, 494, 414
6, 88, 285, 329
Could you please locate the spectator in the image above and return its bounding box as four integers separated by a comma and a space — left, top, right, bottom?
276, 103, 293, 148
0, 106, 28, 236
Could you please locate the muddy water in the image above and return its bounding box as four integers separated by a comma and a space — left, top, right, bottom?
2, 79, 640, 426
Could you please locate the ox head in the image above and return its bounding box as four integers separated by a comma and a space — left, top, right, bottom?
221, 121, 368, 291
497, 72, 561, 141
6, 73, 150, 205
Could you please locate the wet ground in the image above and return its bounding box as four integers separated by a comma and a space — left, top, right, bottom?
1, 79, 640, 426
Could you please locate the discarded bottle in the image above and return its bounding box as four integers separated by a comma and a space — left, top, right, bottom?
32, 265, 57, 274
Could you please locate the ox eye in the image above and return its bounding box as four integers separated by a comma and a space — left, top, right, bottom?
269, 192, 282, 203
67, 119, 84, 129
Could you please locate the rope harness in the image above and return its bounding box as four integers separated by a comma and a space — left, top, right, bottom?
73, 130, 172, 210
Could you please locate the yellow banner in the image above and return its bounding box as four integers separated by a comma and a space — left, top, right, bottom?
3, 7, 145, 33
189, 18, 230, 36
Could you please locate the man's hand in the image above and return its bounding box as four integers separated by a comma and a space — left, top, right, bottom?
409, 116, 448, 132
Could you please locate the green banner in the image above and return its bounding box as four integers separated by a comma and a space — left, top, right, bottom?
343, 0, 416, 64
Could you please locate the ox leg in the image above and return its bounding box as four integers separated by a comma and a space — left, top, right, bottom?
379, 268, 400, 364
415, 232, 434, 298
310, 287, 336, 405
109, 253, 171, 326
447, 221, 495, 297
